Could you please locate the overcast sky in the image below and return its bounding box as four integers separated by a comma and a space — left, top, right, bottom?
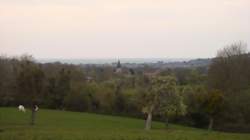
1, 0, 250, 59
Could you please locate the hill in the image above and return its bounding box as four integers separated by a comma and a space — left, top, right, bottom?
0, 107, 249, 140
39, 58, 211, 69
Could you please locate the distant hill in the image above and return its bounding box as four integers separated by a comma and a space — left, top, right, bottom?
38, 58, 190, 64
38, 58, 211, 68
117, 58, 212, 69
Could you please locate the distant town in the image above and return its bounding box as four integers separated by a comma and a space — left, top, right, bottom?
39, 58, 211, 69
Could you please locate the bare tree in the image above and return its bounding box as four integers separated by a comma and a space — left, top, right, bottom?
217, 41, 247, 58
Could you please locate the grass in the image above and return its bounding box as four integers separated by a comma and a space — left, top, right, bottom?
0, 107, 250, 140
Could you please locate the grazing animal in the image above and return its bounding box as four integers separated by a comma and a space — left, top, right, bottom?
35, 105, 39, 112
18, 105, 26, 112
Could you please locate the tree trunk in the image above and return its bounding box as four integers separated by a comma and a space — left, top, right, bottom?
165, 117, 169, 128
208, 117, 214, 130
31, 108, 36, 125
145, 112, 152, 130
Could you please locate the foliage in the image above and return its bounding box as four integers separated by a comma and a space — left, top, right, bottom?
16, 56, 45, 106
208, 42, 250, 131
138, 75, 186, 130
0, 43, 250, 132
155, 76, 186, 118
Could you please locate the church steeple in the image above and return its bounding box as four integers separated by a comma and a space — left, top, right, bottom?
115, 60, 122, 73
117, 60, 121, 68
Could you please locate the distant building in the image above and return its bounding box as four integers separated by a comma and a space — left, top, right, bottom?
86, 76, 94, 82
113, 60, 136, 75
114, 60, 123, 74
143, 70, 161, 77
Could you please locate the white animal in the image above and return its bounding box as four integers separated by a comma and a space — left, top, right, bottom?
35, 105, 39, 112
18, 105, 26, 112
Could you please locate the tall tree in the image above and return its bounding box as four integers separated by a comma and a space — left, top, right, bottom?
208, 42, 250, 92
208, 42, 250, 130
16, 55, 45, 125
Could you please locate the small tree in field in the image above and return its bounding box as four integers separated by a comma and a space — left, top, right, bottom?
16, 55, 45, 125
139, 88, 156, 130
155, 76, 186, 127
139, 75, 184, 130
158, 91, 186, 127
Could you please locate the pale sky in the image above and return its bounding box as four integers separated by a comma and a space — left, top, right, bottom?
0, 0, 250, 59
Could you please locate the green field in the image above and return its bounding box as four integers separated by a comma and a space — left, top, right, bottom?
0, 107, 249, 140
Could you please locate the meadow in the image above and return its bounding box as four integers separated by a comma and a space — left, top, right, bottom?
0, 107, 250, 140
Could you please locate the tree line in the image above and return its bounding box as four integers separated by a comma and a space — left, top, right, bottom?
0, 42, 250, 132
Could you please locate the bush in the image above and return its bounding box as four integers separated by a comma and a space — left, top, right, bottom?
63, 84, 91, 112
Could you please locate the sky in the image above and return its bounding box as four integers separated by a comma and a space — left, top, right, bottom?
0, 0, 250, 59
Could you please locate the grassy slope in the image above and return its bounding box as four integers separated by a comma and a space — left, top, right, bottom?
0, 107, 249, 140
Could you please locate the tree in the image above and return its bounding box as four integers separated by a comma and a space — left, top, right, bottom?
16, 55, 45, 125
46, 68, 71, 109
182, 85, 209, 128
208, 42, 250, 131
55, 68, 71, 109
158, 91, 186, 127
113, 79, 126, 113
155, 76, 186, 127
138, 75, 183, 130
203, 90, 224, 130
208, 42, 250, 92
139, 88, 155, 130
0, 56, 18, 106
63, 83, 91, 112
217, 42, 247, 58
